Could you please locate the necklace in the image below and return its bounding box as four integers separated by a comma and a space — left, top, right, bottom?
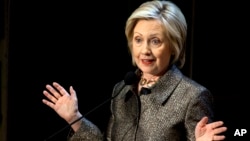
139, 77, 157, 88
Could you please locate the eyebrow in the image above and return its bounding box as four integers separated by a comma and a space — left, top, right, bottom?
134, 32, 161, 37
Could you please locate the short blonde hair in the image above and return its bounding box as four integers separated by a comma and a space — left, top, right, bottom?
125, 0, 187, 68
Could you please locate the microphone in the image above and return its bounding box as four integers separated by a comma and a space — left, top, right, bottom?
44, 71, 137, 141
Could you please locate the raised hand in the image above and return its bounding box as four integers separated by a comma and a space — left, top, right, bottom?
42, 82, 82, 125
195, 116, 227, 141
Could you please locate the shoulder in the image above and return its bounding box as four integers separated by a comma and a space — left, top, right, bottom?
169, 65, 211, 96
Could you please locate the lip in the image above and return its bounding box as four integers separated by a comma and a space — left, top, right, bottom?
141, 59, 154, 65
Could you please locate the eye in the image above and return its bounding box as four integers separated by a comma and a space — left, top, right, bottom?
150, 38, 162, 47
134, 36, 143, 46
135, 38, 142, 43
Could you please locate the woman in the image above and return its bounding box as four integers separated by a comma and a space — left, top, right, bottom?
42, 0, 227, 140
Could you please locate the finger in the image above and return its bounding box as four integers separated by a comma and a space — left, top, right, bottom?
197, 116, 208, 128
43, 90, 58, 104
213, 135, 226, 140
42, 98, 55, 110
210, 121, 224, 129
46, 84, 62, 99
70, 86, 76, 98
52, 82, 69, 96
213, 127, 227, 134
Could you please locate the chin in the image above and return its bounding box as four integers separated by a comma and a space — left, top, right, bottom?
140, 68, 155, 74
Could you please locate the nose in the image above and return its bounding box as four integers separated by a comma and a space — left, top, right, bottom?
141, 42, 151, 54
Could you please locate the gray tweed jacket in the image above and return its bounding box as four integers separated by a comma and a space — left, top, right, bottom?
69, 65, 214, 141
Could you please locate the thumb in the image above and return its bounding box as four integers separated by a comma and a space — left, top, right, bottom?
69, 86, 77, 98
197, 116, 209, 128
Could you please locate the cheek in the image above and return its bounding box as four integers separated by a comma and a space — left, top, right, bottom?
131, 47, 140, 58
154, 49, 171, 65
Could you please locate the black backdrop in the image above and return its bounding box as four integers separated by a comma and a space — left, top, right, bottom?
4, 0, 250, 141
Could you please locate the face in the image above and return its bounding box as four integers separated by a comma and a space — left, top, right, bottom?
132, 19, 172, 76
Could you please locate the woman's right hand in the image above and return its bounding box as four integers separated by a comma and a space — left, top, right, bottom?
42, 82, 82, 130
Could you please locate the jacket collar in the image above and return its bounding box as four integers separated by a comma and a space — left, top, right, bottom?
141, 65, 184, 105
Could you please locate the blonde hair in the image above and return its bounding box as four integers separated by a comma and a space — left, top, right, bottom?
125, 0, 187, 68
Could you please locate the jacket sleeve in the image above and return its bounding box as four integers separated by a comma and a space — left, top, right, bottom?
185, 88, 214, 141
68, 118, 104, 141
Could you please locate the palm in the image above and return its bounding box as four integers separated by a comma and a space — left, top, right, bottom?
42, 82, 79, 123
54, 93, 78, 121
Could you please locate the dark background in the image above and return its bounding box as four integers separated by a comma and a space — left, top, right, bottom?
1, 0, 249, 141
